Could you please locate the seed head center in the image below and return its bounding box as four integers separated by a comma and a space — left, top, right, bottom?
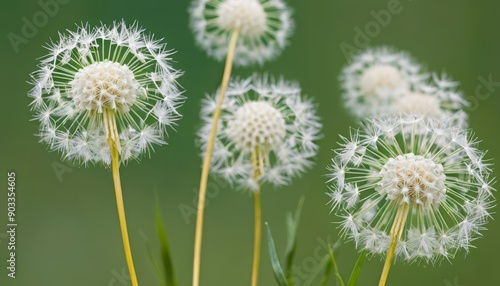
70, 60, 139, 113
226, 101, 286, 152
360, 64, 403, 96
379, 153, 446, 208
395, 92, 441, 116
216, 0, 267, 38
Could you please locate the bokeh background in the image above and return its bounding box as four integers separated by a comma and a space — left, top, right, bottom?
1, 0, 499, 285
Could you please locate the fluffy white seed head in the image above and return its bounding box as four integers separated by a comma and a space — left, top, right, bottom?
379, 153, 446, 208
360, 64, 404, 97
328, 115, 495, 263
199, 74, 321, 191
70, 61, 140, 112
341, 48, 469, 128
216, 0, 266, 38
226, 101, 286, 152
340, 47, 426, 120
189, 0, 293, 66
393, 92, 441, 117
29, 21, 184, 165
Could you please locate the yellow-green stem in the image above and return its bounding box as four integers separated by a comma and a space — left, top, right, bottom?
192, 29, 240, 286
378, 204, 409, 286
251, 148, 264, 286
105, 109, 138, 286
251, 189, 262, 286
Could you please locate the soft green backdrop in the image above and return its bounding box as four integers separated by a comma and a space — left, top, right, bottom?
1, 0, 499, 285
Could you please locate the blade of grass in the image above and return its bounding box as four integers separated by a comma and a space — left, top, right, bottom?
330, 245, 345, 286
320, 248, 334, 286
302, 255, 329, 286
138, 230, 167, 286
346, 251, 366, 286
265, 222, 289, 286
155, 192, 178, 286
284, 197, 305, 285
320, 244, 345, 286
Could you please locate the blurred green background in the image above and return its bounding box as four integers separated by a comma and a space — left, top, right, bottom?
1, 0, 499, 285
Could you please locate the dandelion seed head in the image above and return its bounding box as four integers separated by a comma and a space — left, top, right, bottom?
341, 48, 468, 129
226, 101, 286, 152
327, 115, 495, 263
70, 61, 139, 112
189, 0, 293, 66
216, 0, 266, 38
340, 47, 424, 119
393, 92, 441, 117
29, 21, 184, 165
359, 64, 404, 97
199, 74, 321, 190
379, 153, 446, 208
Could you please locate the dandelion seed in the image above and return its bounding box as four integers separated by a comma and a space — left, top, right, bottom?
29, 21, 184, 164
327, 115, 495, 266
340, 47, 426, 120
199, 74, 321, 190
189, 0, 293, 66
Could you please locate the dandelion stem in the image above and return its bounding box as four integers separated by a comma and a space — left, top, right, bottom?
378, 203, 409, 286
192, 29, 240, 286
252, 189, 262, 286
105, 109, 139, 286
251, 147, 263, 286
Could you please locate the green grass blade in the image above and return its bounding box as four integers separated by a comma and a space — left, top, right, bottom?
266, 222, 289, 286
320, 249, 334, 286
284, 197, 305, 285
346, 251, 366, 286
138, 230, 167, 286
320, 244, 345, 286
155, 192, 178, 286
330, 245, 345, 286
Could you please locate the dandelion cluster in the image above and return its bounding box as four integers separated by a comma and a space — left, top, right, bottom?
198, 75, 321, 190
189, 0, 294, 66
29, 21, 184, 164
340, 47, 468, 125
328, 115, 495, 262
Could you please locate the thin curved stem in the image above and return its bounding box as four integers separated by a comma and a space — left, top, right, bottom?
192, 29, 240, 286
251, 189, 262, 286
378, 204, 409, 286
105, 110, 138, 286
251, 148, 264, 286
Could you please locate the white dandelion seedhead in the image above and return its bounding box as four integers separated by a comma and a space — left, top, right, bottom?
359, 64, 404, 97
189, 0, 293, 66
29, 21, 184, 165
216, 0, 267, 38
70, 61, 140, 112
327, 115, 495, 263
379, 154, 446, 208
226, 101, 286, 152
393, 72, 469, 129
341, 48, 469, 126
198, 74, 321, 191
340, 47, 427, 120
393, 92, 441, 117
